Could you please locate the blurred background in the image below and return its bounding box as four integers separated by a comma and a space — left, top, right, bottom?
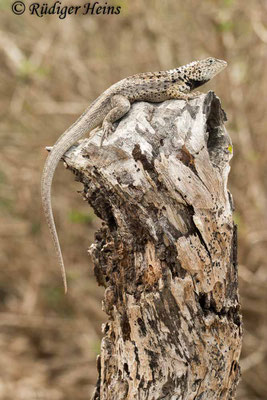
0, 0, 267, 398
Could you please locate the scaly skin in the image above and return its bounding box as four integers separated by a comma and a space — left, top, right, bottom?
41, 57, 227, 292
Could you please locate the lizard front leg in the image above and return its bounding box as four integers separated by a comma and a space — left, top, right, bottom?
166, 83, 202, 100
101, 95, 131, 146
186, 90, 203, 99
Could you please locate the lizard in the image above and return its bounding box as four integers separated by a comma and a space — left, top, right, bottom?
41, 57, 227, 293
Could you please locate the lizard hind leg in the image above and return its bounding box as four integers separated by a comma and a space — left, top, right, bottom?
100, 95, 131, 146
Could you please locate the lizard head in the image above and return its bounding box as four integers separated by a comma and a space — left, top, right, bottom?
178, 57, 227, 89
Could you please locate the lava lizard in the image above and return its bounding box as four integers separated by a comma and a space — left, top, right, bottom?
41, 57, 227, 293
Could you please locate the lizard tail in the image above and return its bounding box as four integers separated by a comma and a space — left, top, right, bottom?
41, 145, 69, 293
41, 107, 102, 293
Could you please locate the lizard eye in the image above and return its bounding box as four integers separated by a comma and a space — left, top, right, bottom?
208, 58, 215, 65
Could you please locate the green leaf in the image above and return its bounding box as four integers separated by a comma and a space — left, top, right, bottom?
68, 209, 94, 224
217, 20, 234, 32
223, 0, 234, 6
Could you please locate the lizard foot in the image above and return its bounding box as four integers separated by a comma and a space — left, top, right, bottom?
183, 91, 203, 105
100, 121, 115, 147
187, 91, 202, 99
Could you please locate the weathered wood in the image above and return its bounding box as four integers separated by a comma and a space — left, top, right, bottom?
64, 91, 242, 400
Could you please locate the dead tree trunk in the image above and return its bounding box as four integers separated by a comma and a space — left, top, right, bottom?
64, 92, 242, 400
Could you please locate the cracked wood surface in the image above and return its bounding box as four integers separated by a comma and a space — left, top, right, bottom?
64, 91, 242, 400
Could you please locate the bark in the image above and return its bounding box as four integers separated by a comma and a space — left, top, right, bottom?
64, 91, 242, 400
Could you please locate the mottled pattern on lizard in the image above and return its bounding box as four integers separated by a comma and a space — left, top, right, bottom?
41, 57, 227, 292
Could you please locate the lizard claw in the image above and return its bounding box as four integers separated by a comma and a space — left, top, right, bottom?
183, 91, 202, 105
100, 122, 115, 147
188, 91, 202, 100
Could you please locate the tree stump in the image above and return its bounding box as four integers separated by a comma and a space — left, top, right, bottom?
64, 91, 242, 400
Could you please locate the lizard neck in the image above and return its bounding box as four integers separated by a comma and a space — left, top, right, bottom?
168, 66, 210, 91
186, 78, 210, 90
169, 68, 210, 91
